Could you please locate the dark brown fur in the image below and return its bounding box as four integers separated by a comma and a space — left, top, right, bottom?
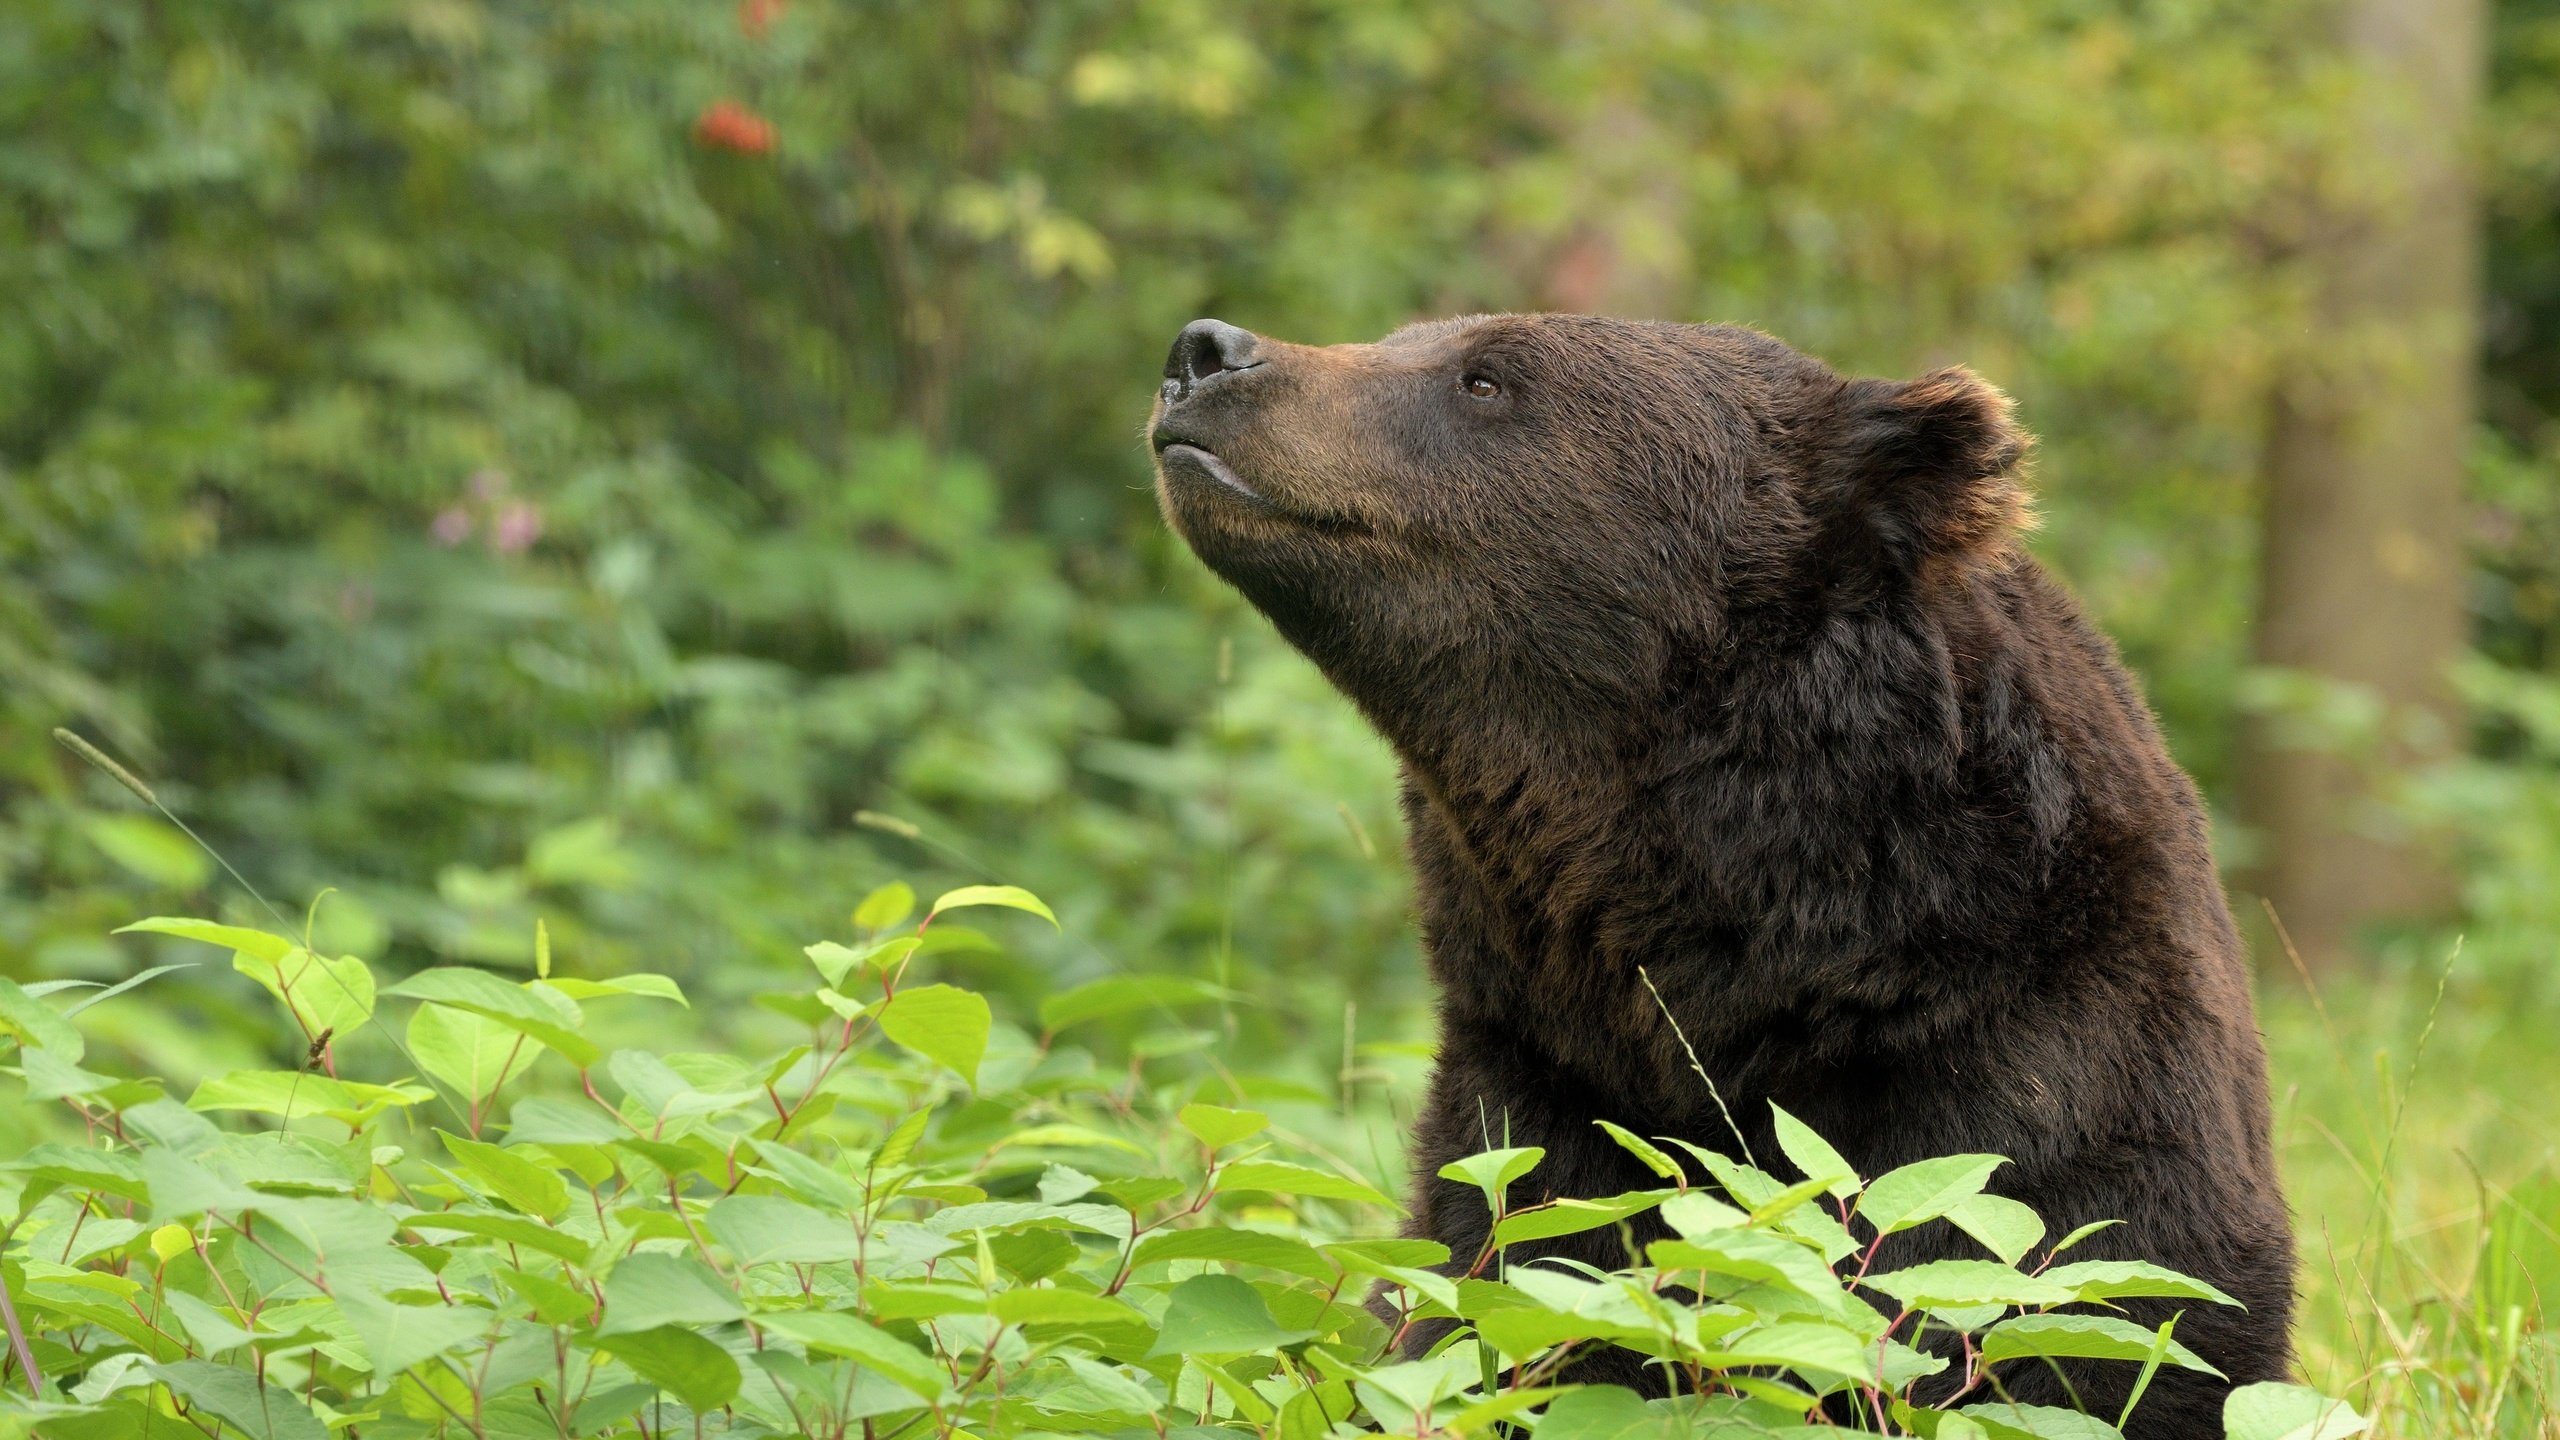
1149, 314, 2293, 1437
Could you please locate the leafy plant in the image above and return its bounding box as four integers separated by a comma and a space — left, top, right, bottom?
1, 883, 2361, 1439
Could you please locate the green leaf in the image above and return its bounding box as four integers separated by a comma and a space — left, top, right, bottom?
988, 1288, 1145, 1326
1133, 1227, 1339, 1282
1862, 1259, 2079, 1310
408, 1004, 537, 1108
1978, 1313, 2221, 1377
875, 983, 991, 1087
1648, 1230, 1851, 1314
1037, 975, 1230, 1032
598, 1252, 744, 1335
804, 937, 920, 987
2050, 1219, 2124, 1256
188, 1071, 431, 1125
116, 919, 293, 964
1217, 1160, 1398, 1210
1857, 1154, 2005, 1236
1437, 1147, 1544, 1210
1178, 1103, 1268, 1150
2220, 1383, 2369, 1440
384, 968, 599, 1067
149, 1360, 328, 1440
1531, 1385, 1657, 1440
0, 978, 82, 1060
538, 974, 687, 1005
1592, 1121, 1685, 1183
755, 1311, 946, 1399
593, 1327, 741, 1413
855, 882, 918, 930
1145, 1273, 1313, 1356
926, 883, 1058, 928
1769, 1104, 1859, 1198
232, 948, 374, 1044
2039, 1260, 2241, 1307
336, 1289, 491, 1376
1493, 1189, 1676, 1246
402, 1209, 590, 1264
706, 1194, 863, 1265
1948, 1193, 2047, 1266
436, 1130, 570, 1220
1958, 1402, 2128, 1440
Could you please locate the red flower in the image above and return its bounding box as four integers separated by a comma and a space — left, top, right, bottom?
695, 100, 776, 155
738, 0, 784, 37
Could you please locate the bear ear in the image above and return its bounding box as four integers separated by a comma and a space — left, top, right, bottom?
1819, 366, 2034, 579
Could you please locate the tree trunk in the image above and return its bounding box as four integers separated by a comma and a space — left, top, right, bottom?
2241, 0, 2485, 968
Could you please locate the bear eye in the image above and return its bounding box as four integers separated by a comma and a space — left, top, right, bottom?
1462, 374, 1501, 399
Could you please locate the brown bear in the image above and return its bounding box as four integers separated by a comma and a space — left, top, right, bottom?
1149, 313, 2294, 1435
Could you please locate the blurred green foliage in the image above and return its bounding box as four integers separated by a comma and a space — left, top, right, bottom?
4, 0, 2559, 1057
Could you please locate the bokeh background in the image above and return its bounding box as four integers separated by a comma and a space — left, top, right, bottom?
6, 0, 2560, 1430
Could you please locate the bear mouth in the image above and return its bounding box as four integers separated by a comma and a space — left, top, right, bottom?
1155, 441, 1271, 507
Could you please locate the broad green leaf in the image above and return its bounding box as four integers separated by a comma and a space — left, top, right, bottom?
1658, 1189, 1749, 1237
505, 1095, 628, 1146
743, 1139, 862, 1211
1948, 1192, 2047, 1266
189, 1072, 431, 1125
2220, 1383, 2369, 1440
1979, 1313, 2221, 1377
1178, 1103, 1268, 1150
1959, 1402, 2128, 1440
1144, 1273, 1313, 1356
1649, 1230, 1851, 1315
2040, 1260, 2240, 1307
149, 1360, 328, 1440
1531, 1385, 1656, 1440
755, 1311, 945, 1399
988, 1288, 1144, 1326
384, 969, 599, 1067
0, 978, 81, 1060
875, 983, 991, 1087
1857, 1154, 2005, 1236
706, 1194, 863, 1265
1131, 1227, 1338, 1282
1770, 1104, 1859, 1198
593, 1327, 741, 1413
115, 919, 294, 964
1217, 1160, 1398, 1210
855, 882, 917, 930
1037, 974, 1230, 1032
436, 1130, 569, 1220
1493, 1189, 1675, 1246
232, 948, 374, 1044
336, 1289, 490, 1376
408, 1004, 537, 1107
926, 883, 1058, 928
538, 974, 687, 1006
598, 1252, 744, 1335
4, 1145, 149, 1204
1862, 1259, 2078, 1310
402, 1209, 590, 1264
804, 937, 919, 987
1437, 1147, 1544, 1209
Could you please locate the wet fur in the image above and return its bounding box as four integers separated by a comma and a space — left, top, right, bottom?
1151, 314, 2293, 1437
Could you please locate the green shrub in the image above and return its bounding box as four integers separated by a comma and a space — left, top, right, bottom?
0, 880, 2361, 1440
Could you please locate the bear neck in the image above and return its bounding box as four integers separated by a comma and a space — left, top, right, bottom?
1378, 570, 2066, 1001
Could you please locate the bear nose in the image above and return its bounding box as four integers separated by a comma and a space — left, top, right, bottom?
1164, 318, 1262, 400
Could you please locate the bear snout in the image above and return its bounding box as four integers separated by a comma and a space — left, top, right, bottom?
1161, 318, 1263, 404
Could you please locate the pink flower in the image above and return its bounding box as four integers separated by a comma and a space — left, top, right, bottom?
490, 501, 543, 555
431, 507, 472, 546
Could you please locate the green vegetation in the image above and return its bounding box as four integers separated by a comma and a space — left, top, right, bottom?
4, 0, 2559, 1435
0, 876, 2365, 1439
